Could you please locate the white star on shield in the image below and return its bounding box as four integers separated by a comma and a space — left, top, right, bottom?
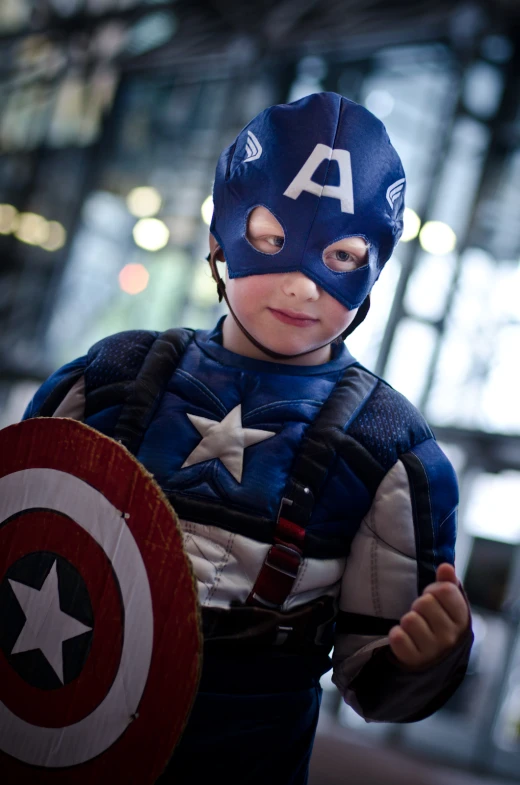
9, 560, 92, 684
182, 404, 276, 483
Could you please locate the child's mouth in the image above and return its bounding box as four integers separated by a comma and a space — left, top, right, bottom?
269, 309, 319, 327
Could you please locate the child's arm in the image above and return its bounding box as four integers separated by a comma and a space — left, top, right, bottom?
23, 356, 88, 421
331, 438, 473, 722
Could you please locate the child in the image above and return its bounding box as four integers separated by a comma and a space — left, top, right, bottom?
24, 92, 472, 784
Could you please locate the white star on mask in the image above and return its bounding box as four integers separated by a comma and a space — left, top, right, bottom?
9, 560, 92, 684
182, 404, 276, 483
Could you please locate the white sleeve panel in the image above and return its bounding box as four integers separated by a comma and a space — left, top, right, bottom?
339, 458, 418, 620
52, 377, 86, 421
333, 459, 419, 708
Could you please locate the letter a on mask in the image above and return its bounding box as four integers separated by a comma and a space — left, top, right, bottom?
283, 143, 354, 214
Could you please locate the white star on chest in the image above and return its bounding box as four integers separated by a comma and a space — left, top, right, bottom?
9, 560, 92, 684
182, 403, 276, 483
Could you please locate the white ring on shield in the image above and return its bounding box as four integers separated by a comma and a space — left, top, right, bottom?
0, 468, 154, 767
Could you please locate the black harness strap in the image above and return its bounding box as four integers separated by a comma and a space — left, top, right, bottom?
281, 364, 380, 529
247, 364, 379, 609
113, 328, 195, 456
335, 610, 399, 636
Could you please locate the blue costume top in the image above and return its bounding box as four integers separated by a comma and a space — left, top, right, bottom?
24, 318, 472, 785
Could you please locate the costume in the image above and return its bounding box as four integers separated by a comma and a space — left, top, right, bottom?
23, 318, 472, 784
22, 93, 472, 783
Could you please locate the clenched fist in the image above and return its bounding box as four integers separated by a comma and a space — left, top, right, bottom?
389, 563, 470, 670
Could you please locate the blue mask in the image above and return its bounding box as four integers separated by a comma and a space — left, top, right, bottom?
211, 92, 406, 311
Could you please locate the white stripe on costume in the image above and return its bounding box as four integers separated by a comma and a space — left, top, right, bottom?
179, 519, 345, 610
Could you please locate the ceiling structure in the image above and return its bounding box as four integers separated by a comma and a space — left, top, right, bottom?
0, 0, 519, 423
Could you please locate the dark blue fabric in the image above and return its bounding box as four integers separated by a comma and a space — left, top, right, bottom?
307, 455, 372, 546
21, 321, 452, 563
409, 438, 459, 568
347, 379, 432, 470
136, 324, 357, 526
156, 682, 322, 785
85, 404, 123, 437
211, 92, 405, 310
86, 329, 159, 388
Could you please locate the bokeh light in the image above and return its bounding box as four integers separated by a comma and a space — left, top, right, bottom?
41, 221, 67, 251
14, 212, 49, 246
0, 204, 19, 234
419, 220, 457, 255
132, 217, 170, 251
400, 208, 421, 242
127, 186, 162, 218
201, 195, 213, 226
119, 263, 150, 295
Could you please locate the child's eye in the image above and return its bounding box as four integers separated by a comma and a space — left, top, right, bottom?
246, 207, 285, 254
323, 250, 362, 271
266, 236, 284, 248
333, 250, 352, 262
322, 241, 368, 272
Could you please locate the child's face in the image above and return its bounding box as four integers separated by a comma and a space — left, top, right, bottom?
212, 207, 367, 365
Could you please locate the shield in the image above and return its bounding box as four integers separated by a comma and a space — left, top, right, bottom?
0, 418, 201, 785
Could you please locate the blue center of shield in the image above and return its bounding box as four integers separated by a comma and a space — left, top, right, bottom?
0, 552, 94, 690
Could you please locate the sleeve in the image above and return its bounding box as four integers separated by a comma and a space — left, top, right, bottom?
22, 355, 88, 421
331, 437, 473, 722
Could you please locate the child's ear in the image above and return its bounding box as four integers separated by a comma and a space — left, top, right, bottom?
207, 234, 227, 303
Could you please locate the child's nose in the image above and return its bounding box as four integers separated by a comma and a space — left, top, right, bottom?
281, 271, 320, 299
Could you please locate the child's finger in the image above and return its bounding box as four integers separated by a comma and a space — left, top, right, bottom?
435, 563, 458, 584
388, 625, 421, 668
399, 611, 437, 653
412, 593, 458, 637
422, 581, 469, 628
411, 593, 462, 649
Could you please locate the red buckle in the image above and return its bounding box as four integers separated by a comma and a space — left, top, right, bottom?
265, 542, 302, 578
247, 499, 306, 609
248, 540, 303, 608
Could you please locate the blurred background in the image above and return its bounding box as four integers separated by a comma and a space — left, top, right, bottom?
0, 0, 519, 782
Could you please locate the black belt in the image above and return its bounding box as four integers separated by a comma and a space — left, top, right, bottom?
201, 595, 337, 653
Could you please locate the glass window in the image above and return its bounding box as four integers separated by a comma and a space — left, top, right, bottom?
404, 251, 456, 322
384, 318, 437, 406
346, 257, 401, 370
427, 250, 520, 433
464, 472, 520, 544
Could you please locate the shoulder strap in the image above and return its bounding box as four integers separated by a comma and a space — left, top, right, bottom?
247, 363, 379, 609
113, 327, 195, 456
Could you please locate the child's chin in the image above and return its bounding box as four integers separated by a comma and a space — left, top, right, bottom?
260, 334, 325, 357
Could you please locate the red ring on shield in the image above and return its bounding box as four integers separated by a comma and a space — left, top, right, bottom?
0, 418, 201, 785
0, 509, 122, 727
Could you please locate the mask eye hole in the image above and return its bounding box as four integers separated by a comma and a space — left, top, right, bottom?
322, 237, 369, 272
246, 206, 285, 255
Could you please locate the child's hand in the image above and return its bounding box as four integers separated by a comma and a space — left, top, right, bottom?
388, 563, 470, 670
